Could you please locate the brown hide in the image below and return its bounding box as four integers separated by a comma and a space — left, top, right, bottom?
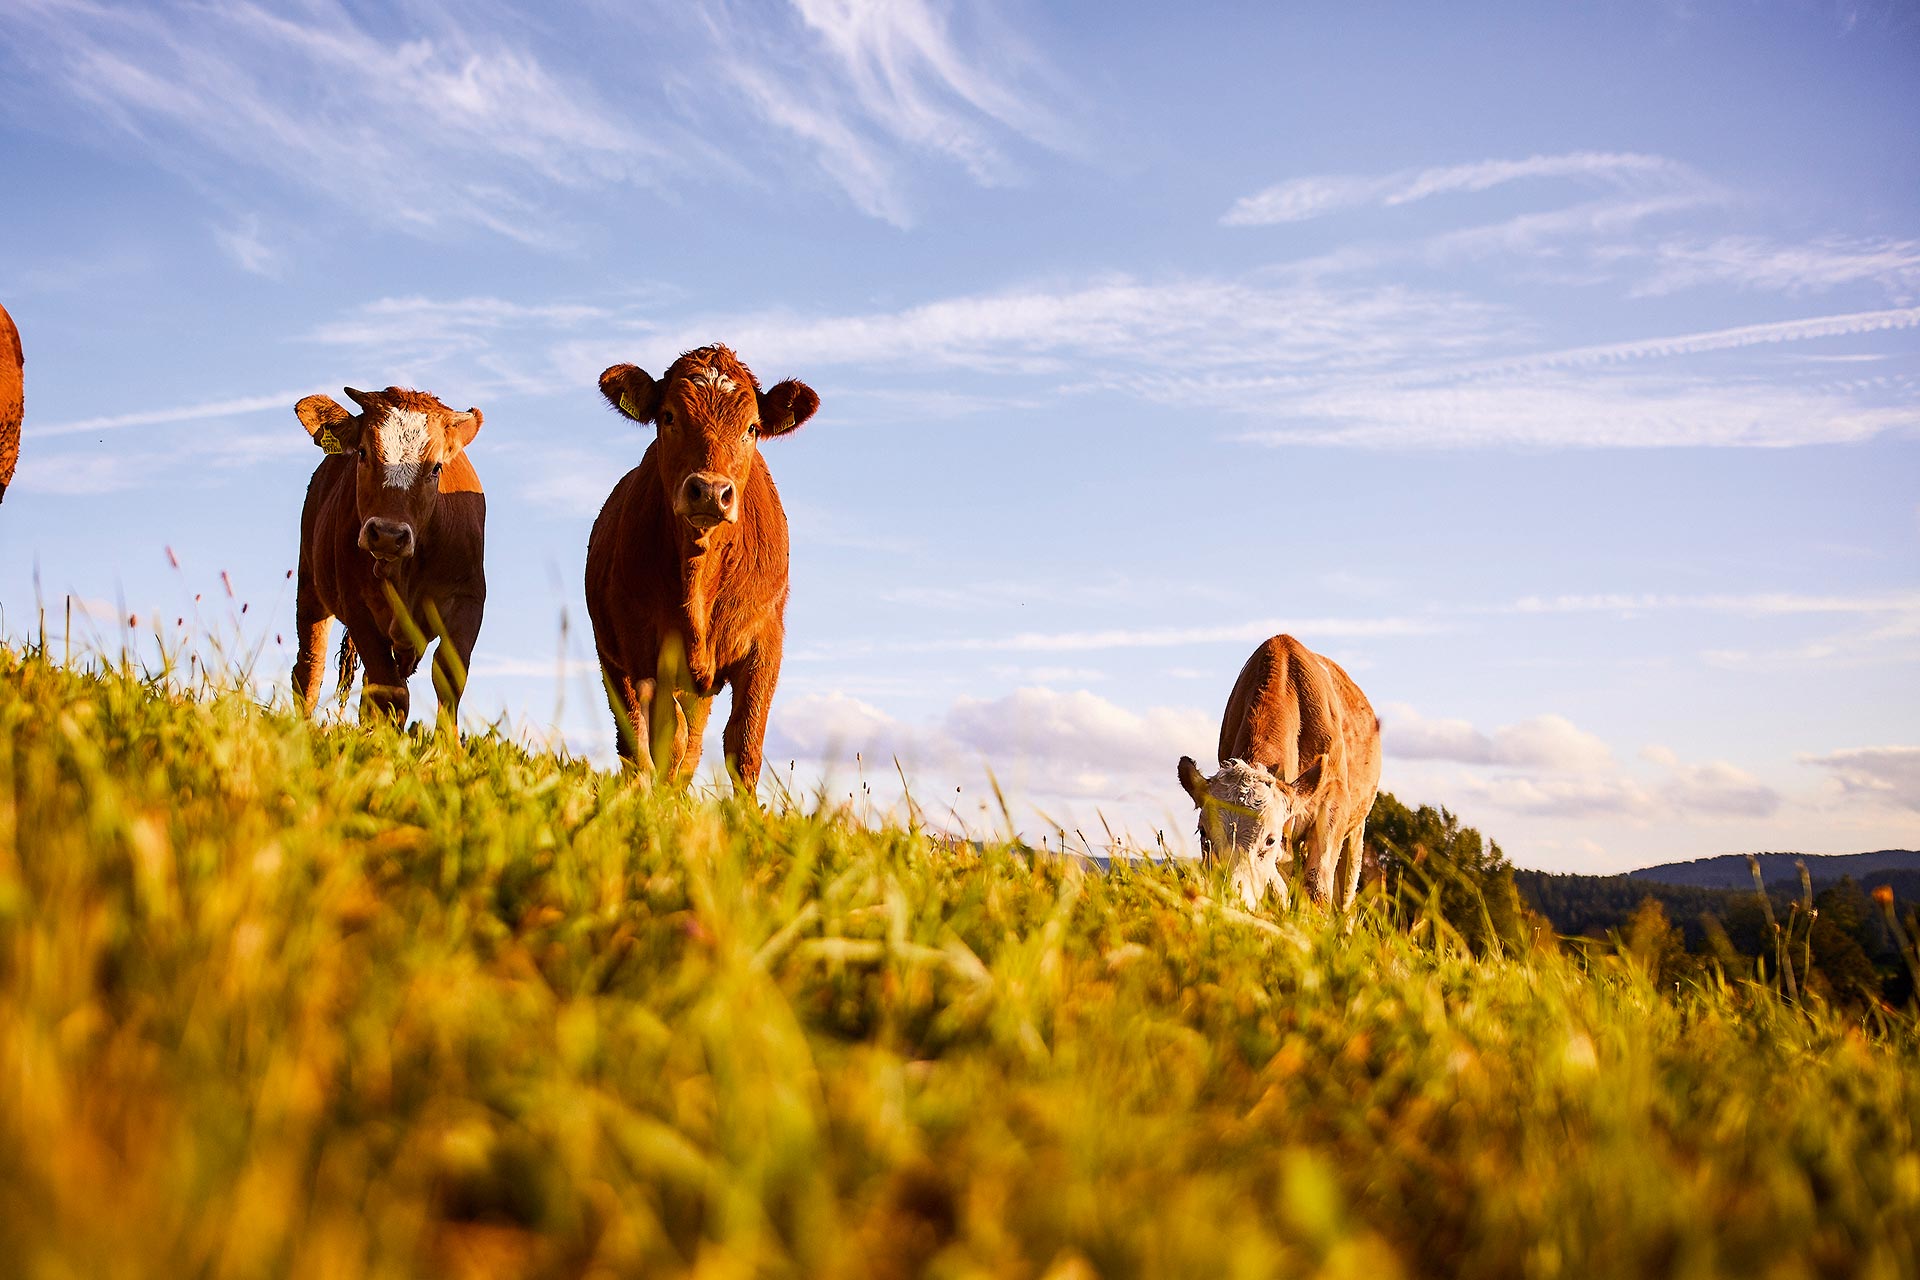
585, 344, 819, 791
0, 303, 20, 502
291, 387, 486, 725
1217, 634, 1382, 904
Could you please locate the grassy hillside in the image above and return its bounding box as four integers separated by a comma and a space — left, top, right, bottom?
2, 646, 1918, 1279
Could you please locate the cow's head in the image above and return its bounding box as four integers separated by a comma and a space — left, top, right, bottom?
1177, 754, 1328, 909
295, 387, 481, 576
598, 345, 818, 545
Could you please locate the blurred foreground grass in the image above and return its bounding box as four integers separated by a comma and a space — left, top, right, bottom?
1, 645, 1917, 1279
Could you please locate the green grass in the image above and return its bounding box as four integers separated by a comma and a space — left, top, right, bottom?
1, 646, 1917, 1279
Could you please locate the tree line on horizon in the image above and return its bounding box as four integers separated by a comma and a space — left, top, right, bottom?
1363, 794, 1920, 1011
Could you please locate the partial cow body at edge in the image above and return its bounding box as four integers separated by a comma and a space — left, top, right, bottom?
0, 302, 21, 502
585, 343, 819, 794
291, 387, 487, 726
1179, 634, 1383, 912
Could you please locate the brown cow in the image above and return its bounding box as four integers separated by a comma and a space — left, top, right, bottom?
1177, 635, 1382, 911
0, 302, 20, 502
585, 345, 819, 791
292, 387, 486, 726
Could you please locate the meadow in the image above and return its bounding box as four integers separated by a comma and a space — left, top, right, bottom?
2, 643, 1918, 1279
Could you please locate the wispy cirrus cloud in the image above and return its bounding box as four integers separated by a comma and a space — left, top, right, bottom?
1623, 235, 1920, 300
296, 270, 1917, 463
788, 613, 1442, 662
32, 390, 321, 439
1506, 589, 1920, 618
1233, 368, 1919, 450
0, 0, 668, 246
684, 0, 1080, 225
1222, 151, 1698, 227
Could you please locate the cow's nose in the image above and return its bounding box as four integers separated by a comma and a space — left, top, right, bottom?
359, 518, 415, 559
681, 473, 737, 520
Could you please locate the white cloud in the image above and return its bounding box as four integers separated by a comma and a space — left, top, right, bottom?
1506, 589, 1920, 618
1450, 771, 1654, 821
1418, 194, 1711, 262
214, 216, 281, 278
1434, 306, 1920, 379
2, 0, 665, 245
696, 0, 1078, 225
308, 296, 614, 356
788, 613, 1440, 660
13, 450, 155, 496
1802, 746, 1920, 813
1627, 235, 1920, 299
1641, 746, 1781, 818
1433, 745, 1782, 824
768, 685, 1210, 803
1223, 151, 1695, 226
589, 275, 1515, 380
1234, 368, 1919, 450
32, 390, 320, 440
1383, 702, 1614, 772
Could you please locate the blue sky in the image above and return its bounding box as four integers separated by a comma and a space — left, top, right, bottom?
2, 0, 1916, 871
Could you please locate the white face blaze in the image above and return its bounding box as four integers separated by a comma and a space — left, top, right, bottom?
1195, 759, 1296, 909
374, 408, 432, 488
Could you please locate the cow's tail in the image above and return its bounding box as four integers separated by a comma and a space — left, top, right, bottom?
334, 631, 358, 713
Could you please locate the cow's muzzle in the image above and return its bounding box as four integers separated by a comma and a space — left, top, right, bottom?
678, 472, 739, 529
359, 518, 416, 562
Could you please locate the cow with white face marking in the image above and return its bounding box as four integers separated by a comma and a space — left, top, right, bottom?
291, 386, 486, 725
1178, 635, 1382, 912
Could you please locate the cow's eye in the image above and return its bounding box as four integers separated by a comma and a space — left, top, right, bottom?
744, 424, 757, 441
431, 462, 443, 478
660, 410, 674, 427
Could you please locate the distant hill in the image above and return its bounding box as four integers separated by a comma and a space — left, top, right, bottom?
1627, 850, 1920, 890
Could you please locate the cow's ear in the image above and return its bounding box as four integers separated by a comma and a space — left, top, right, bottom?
1177, 756, 1207, 806
756, 379, 819, 439
447, 408, 482, 450
600, 364, 660, 424
296, 395, 360, 452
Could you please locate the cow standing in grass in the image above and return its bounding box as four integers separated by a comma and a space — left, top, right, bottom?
1178, 634, 1381, 911
292, 387, 486, 726
0, 302, 20, 502
586, 345, 819, 792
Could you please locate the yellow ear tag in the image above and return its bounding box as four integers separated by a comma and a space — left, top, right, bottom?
318, 428, 344, 455
618, 393, 641, 420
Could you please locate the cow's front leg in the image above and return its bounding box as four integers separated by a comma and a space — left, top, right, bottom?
721, 639, 782, 795
602, 666, 654, 776
352, 635, 410, 725
673, 692, 715, 785
1334, 821, 1366, 912
425, 593, 484, 728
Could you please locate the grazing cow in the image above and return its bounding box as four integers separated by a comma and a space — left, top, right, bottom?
1178, 634, 1381, 911
291, 387, 486, 726
0, 302, 20, 502
585, 344, 819, 791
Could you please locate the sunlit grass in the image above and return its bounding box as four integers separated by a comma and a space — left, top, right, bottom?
1, 644, 1916, 1278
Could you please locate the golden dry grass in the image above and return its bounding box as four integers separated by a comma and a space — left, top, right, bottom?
1, 645, 1916, 1278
